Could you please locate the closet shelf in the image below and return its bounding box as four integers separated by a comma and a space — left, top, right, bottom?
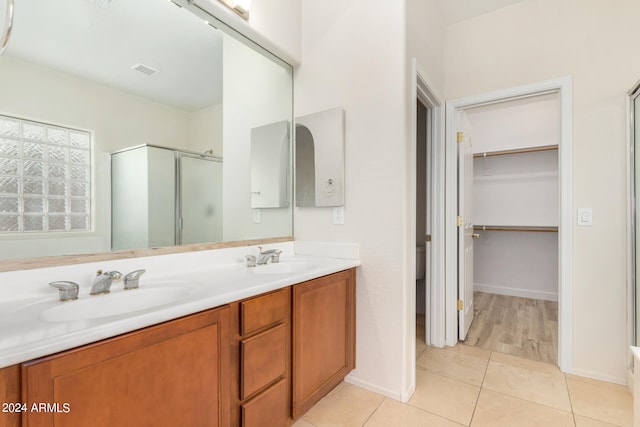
473, 225, 558, 233
474, 171, 558, 181
472, 144, 558, 158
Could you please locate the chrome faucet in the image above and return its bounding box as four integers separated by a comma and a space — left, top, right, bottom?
124, 269, 146, 290
49, 281, 79, 301
257, 246, 282, 265
90, 270, 122, 295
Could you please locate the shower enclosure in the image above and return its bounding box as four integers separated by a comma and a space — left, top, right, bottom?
111, 144, 222, 250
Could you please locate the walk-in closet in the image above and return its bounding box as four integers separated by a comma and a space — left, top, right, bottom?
463, 93, 560, 364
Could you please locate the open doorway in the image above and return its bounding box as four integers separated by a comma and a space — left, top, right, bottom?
412, 63, 446, 355
444, 77, 573, 372
459, 93, 561, 365
416, 98, 431, 352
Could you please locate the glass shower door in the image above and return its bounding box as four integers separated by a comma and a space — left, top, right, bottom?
178, 153, 223, 245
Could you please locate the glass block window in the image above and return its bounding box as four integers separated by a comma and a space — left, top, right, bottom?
0, 115, 91, 233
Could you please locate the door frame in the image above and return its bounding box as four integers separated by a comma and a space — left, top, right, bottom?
443, 77, 573, 373
411, 59, 446, 353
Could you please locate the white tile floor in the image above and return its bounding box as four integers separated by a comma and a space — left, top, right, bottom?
292, 331, 633, 426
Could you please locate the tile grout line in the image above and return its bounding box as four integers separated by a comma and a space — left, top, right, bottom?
405, 399, 470, 426
360, 397, 386, 427
562, 373, 578, 427
467, 349, 493, 426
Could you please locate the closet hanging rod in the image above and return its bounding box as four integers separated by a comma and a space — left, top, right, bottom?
472, 145, 558, 158
473, 225, 558, 233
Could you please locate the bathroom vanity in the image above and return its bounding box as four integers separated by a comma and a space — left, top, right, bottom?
0, 250, 357, 427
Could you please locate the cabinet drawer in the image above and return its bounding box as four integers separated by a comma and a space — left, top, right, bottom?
241, 323, 287, 399
242, 378, 288, 427
241, 288, 289, 336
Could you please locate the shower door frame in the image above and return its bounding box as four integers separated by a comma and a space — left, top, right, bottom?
628, 81, 640, 356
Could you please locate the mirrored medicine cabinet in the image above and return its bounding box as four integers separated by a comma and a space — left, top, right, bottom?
0, 0, 293, 263
295, 107, 345, 208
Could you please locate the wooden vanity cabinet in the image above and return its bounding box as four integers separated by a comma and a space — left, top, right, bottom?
230, 288, 291, 427
21, 306, 230, 427
292, 268, 356, 419
0, 364, 21, 427
4, 267, 356, 427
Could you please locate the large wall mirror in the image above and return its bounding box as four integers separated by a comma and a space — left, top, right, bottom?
0, 0, 293, 262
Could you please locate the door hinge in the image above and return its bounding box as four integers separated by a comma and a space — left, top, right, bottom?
457, 299, 464, 311
457, 131, 464, 143
425, 234, 432, 242
456, 216, 463, 227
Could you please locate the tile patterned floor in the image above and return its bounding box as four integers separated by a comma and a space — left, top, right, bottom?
292, 328, 633, 427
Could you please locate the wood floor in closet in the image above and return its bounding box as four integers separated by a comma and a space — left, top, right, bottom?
463, 292, 558, 365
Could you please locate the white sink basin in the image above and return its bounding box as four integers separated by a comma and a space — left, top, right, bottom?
41, 284, 201, 322
251, 261, 313, 275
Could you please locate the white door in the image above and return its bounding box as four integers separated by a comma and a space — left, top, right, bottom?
457, 114, 476, 340
424, 107, 433, 345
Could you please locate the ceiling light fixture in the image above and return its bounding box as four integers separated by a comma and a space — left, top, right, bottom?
218, 0, 251, 20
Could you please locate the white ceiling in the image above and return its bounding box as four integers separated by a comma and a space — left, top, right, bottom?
436, 0, 527, 25
4, 0, 529, 110
6, 0, 223, 111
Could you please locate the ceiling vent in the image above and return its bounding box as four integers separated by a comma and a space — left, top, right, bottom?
86, 0, 114, 9
131, 63, 159, 77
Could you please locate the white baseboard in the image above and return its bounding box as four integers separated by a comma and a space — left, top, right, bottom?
344, 373, 406, 401
568, 367, 627, 386
474, 283, 558, 302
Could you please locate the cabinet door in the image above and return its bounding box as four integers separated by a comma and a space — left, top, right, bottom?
292, 269, 355, 418
0, 365, 21, 427
22, 307, 230, 427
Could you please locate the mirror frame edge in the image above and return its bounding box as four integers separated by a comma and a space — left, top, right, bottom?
0, 236, 294, 272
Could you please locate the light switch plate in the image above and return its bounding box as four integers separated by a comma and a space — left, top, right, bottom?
577, 208, 592, 226
252, 209, 261, 224
333, 206, 345, 225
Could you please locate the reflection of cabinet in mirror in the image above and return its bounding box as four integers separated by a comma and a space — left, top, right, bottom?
295, 108, 345, 207
250, 121, 290, 208
111, 145, 222, 250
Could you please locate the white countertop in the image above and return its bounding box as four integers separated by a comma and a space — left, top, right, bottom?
0, 245, 359, 369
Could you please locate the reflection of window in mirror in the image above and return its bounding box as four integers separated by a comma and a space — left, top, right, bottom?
0, 114, 91, 234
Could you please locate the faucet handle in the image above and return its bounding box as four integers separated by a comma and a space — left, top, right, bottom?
49, 281, 79, 301
123, 269, 146, 290
104, 271, 122, 280
245, 255, 257, 268
272, 250, 283, 263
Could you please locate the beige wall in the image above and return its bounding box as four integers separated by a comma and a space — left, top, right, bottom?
295, 0, 445, 400
294, 0, 407, 399
445, 0, 640, 383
